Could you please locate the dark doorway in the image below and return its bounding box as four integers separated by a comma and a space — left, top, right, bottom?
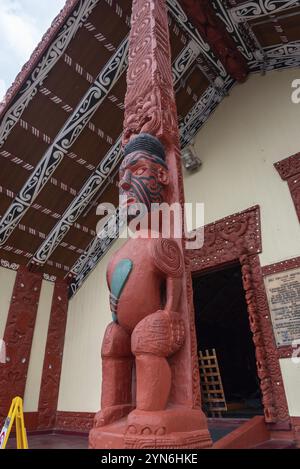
193, 263, 263, 418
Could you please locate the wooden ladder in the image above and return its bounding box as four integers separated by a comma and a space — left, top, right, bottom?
199, 348, 227, 418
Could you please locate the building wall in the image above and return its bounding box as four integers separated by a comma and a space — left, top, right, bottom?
57, 68, 300, 416
0, 266, 16, 340
23, 280, 54, 412
184, 68, 300, 418
184, 68, 300, 267
280, 359, 300, 417
57, 238, 124, 412
0, 268, 55, 415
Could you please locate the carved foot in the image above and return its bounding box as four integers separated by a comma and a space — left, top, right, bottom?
94, 404, 135, 428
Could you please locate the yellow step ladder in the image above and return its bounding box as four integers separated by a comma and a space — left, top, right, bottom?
0, 397, 28, 449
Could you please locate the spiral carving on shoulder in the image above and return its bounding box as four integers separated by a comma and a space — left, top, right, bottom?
151, 238, 184, 277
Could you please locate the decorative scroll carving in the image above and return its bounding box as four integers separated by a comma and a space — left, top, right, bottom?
185, 257, 202, 409
275, 152, 300, 223
31, 139, 123, 265
167, 0, 227, 78
187, 206, 290, 426
187, 205, 262, 272
151, 239, 184, 277
0, 267, 42, 420
38, 280, 69, 430
229, 0, 299, 22
240, 255, 290, 425
55, 411, 95, 432
211, 0, 254, 61
180, 0, 248, 81
0, 259, 19, 271
179, 80, 235, 147
275, 152, 300, 180
248, 41, 300, 72
123, 0, 178, 145
123, 428, 211, 449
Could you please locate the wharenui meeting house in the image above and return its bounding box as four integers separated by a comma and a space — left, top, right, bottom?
0, 0, 300, 450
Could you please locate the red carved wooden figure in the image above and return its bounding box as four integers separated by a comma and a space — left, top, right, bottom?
89, 0, 212, 449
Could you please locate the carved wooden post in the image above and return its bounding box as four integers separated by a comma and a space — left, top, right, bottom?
0, 267, 42, 420
37, 279, 69, 430
89, 0, 212, 449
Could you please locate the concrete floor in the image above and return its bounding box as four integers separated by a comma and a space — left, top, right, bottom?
6, 422, 237, 449
7, 433, 88, 449
6, 423, 295, 449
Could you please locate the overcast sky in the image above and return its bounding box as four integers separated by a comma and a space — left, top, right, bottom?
0, 0, 66, 101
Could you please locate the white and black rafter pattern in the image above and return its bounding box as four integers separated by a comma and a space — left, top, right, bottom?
32, 137, 123, 264
0, 0, 100, 148
0, 36, 129, 248
29, 39, 202, 266
249, 40, 300, 71
211, 0, 255, 61
166, 0, 228, 78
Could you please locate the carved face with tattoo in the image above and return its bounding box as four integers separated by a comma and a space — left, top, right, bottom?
119, 133, 169, 212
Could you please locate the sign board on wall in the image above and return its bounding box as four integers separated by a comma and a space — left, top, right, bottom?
264, 267, 300, 347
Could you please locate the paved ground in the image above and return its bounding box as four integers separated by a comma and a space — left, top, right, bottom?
6, 423, 295, 449
6, 423, 237, 449
7, 434, 88, 449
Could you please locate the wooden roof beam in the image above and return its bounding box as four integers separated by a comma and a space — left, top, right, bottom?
0, 35, 129, 249
178, 0, 248, 82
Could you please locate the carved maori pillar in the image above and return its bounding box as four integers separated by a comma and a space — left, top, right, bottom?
123, 0, 202, 412
37, 279, 69, 429
0, 267, 42, 421
240, 255, 290, 428
89, 0, 212, 449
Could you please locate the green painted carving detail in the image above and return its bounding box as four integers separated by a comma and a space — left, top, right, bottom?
111, 259, 133, 300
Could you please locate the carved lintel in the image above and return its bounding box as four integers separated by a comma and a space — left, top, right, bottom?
187, 205, 262, 271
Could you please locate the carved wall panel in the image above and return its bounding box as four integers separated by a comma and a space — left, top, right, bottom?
187, 205, 262, 272
55, 411, 95, 433
0, 267, 42, 421
38, 280, 69, 429
186, 205, 290, 427
275, 152, 300, 223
